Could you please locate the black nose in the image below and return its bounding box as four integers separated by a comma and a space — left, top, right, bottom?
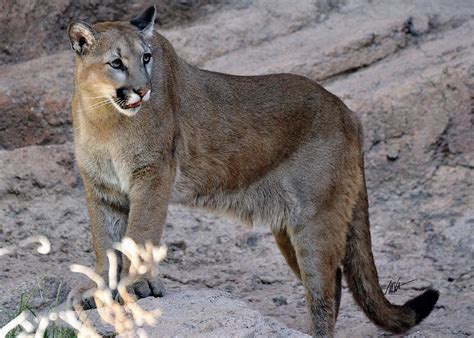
134, 87, 149, 98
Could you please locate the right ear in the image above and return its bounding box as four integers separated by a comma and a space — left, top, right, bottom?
68, 20, 97, 56
130, 5, 156, 38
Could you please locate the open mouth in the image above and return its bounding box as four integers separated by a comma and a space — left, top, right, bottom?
124, 101, 142, 109
112, 97, 142, 110
111, 90, 150, 116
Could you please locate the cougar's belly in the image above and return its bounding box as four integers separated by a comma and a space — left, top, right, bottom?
171, 166, 298, 230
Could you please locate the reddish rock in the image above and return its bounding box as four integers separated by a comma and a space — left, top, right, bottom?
0, 1, 221, 66
0, 52, 73, 150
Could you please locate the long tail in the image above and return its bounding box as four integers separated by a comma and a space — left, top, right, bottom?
342, 154, 439, 333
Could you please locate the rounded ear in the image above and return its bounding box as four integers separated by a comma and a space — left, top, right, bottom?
130, 5, 156, 38
68, 20, 97, 56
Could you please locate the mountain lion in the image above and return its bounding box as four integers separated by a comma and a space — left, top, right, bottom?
67, 5, 439, 336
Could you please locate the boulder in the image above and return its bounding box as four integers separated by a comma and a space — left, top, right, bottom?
0, 52, 73, 150
86, 290, 309, 337
0, 0, 219, 66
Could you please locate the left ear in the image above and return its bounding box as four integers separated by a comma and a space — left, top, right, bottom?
68, 20, 97, 55
130, 5, 156, 38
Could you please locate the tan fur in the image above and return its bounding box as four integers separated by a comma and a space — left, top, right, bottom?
68, 7, 438, 336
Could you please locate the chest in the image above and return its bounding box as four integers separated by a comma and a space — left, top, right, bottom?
77, 144, 131, 194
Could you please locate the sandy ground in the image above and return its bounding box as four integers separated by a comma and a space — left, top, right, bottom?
0, 143, 472, 336
1, 0, 473, 336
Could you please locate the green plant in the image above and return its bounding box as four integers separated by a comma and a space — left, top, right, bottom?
4, 285, 77, 338
2, 237, 165, 337
5, 290, 36, 338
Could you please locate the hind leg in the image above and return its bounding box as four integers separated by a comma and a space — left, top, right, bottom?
273, 228, 343, 321
273, 229, 302, 280
287, 210, 348, 337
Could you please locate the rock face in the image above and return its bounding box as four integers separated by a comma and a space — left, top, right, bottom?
0, 0, 473, 336
0, 53, 74, 150
0, 0, 222, 66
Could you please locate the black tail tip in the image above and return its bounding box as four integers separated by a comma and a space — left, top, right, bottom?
404, 288, 440, 324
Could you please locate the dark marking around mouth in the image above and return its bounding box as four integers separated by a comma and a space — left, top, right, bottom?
116, 87, 127, 100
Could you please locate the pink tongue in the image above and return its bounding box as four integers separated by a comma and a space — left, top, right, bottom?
126, 101, 141, 108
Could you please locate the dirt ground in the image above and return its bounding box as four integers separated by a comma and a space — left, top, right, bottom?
1, 0, 473, 336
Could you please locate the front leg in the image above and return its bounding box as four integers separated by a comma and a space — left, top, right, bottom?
70, 178, 129, 309
120, 163, 173, 299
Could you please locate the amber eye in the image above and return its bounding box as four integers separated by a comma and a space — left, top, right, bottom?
109, 58, 123, 69
143, 53, 151, 64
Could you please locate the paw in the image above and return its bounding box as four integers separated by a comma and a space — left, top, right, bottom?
132, 277, 166, 298
117, 277, 165, 304
67, 282, 101, 310
81, 294, 98, 310
68, 278, 165, 309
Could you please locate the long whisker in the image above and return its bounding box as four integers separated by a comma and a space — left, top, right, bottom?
83, 101, 112, 113
83, 99, 110, 109
78, 99, 112, 113
116, 99, 125, 108
90, 100, 113, 110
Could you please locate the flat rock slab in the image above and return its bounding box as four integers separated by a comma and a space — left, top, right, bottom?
87, 290, 309, 337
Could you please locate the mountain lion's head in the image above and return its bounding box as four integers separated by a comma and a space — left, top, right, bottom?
68, 6, 156, 117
